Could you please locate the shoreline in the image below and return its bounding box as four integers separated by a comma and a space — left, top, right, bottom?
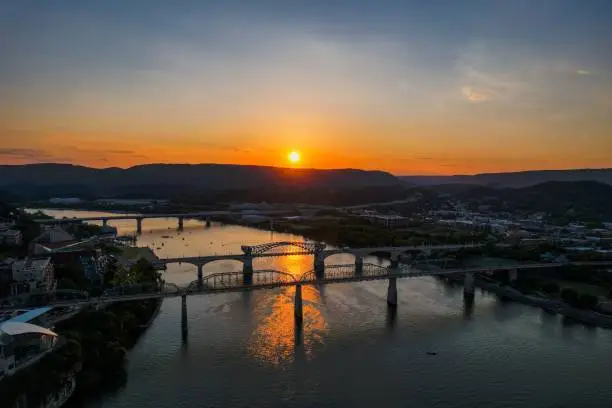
445, 275, 612, 329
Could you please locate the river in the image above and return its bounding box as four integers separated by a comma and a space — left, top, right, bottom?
29, 209, 612, 408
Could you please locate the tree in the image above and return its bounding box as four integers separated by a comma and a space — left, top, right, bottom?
542, 282, 560, 294
131, 258, 160, 285
561, 288, 579, 306
578, 293, 599, 310
58, 277, 78, 290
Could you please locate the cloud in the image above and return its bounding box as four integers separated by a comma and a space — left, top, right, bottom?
0, 148, 57, 161
460, 86, 493, 102
575, 70, 591, 75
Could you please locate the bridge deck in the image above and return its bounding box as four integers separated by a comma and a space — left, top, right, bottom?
0, 262, 566, 311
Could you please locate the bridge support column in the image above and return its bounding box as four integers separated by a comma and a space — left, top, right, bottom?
197, 264, 203, 289
178, 216, 184, 230
508, 269, 518, 283
243, 256, 253, 285
181, 294, 188, 343
102, 218, 108, 227
387, 277, 398, 307
136, 218, 143, 235
355, 256, 364, 275
294, 284, 303, 324
314, 254, 325, 279
464, 273, 475, 295
390, 253, 400, 269
205, 216, 211, 227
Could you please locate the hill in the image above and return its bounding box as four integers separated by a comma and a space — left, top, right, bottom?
0, 163, 404, 201
401, 168, 612, 188
446, 181, 612, 221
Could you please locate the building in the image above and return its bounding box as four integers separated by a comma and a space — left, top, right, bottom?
80, 256, 104, 285
0, 259, 14, 297
11, 258, 55, 295
367, 215, 410, 228
0, 321, 58, 379
0, 229, 23, 246
0, 221, 22, 246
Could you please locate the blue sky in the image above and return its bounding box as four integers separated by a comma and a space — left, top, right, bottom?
1, 0, 611, 174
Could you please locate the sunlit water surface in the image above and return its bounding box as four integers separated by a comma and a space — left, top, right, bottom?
29, 209, 612, 408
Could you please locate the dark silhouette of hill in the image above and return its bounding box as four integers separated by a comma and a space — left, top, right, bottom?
0, 163, 403, 200
401, 168, 612, 188
447, 181, 612, 220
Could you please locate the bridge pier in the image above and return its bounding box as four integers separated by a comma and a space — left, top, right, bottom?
205, 216, 211, 227
102, 218, 108, 227
387, 277, 398, 307
136, 218, 143, 234
314, 254, 325, 279
355, 256, 364, 275
294, 284, 303, 324
390, 253, 400, 269
464, 273, 475, 295
178, 216, 184, 230
181, 294, 188, 343
508, 269, 518, 283
243, 256, 253, 285
197, 264, 203, 289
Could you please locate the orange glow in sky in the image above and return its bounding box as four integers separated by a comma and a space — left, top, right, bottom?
2, 3, 612, 175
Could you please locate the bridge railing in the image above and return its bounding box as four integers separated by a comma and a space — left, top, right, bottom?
299, 263, 390, 282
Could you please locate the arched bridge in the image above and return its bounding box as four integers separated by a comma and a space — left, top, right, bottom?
241, 241, 325, 256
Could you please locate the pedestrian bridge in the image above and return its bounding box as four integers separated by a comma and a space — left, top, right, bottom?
0, 261, 565, 342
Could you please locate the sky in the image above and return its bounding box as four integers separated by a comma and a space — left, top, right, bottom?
1, 0, 612, 175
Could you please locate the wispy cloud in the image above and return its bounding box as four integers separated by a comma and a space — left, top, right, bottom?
0, 148, 58, 161
576, 69, 591, 75
460, 86, 494, 103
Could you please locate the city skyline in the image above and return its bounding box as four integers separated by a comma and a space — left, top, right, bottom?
2, 0, 612, 175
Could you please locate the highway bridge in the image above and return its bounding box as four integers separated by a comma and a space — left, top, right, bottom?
1, 261, 564, 342
159, 241, 486, 286
34, 210, 292, 233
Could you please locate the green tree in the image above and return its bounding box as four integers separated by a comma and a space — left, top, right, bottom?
561, 288, 579, 306
131, 259, 160, 285
58, 277, 78, 290
541, 282, 560, 295
578, 293, 599, 310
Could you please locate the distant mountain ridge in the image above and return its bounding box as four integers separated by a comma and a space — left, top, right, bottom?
400, 168, 612, 188
0, 163, 402, 199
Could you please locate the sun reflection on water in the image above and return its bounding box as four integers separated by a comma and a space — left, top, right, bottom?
248, 253, 328, 365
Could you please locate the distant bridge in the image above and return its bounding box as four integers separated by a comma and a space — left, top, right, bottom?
34, 210, 292, 233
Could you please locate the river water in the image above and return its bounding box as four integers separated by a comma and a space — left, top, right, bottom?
30, 209, 612, 408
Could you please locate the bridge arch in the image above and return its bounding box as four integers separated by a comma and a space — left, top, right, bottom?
321, 251, 358, 265
300, 263, 390, 282
185, 269, 297, 293
241, 241, 323, 256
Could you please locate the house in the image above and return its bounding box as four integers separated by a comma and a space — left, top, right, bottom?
80, 256, 104, 285
10, 258, 55, 295
0, 229, 22, 246
0, 260, 14, 297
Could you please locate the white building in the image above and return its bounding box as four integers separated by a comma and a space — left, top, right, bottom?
11, 258, 55, 294
0, 229, 22, 246
0, 321, 58, 379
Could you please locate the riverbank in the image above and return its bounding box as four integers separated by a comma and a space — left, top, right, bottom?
445, 275, 612, 329
0, 298, 160, 408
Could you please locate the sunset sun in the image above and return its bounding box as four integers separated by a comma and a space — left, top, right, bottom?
288, 151, 301, 164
